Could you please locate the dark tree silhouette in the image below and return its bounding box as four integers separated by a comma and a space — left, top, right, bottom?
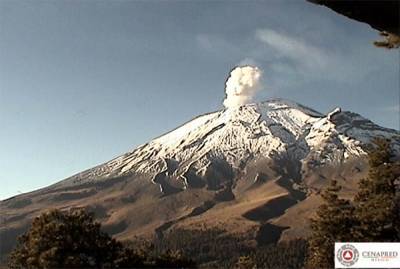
306, 138, 400, 268
8, 209, 195, 269
306, 180, 356, 268
353, 138, 400, 241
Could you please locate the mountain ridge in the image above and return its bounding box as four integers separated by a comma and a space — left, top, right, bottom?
51, 98, 399, 193
1, 98, 399, 261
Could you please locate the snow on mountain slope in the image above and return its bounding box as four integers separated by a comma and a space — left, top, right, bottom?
54, 99, 399, 189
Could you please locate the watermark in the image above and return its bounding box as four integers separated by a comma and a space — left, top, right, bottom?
335, 243, 400, 268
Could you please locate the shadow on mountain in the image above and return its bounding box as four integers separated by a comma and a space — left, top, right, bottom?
155, 220, 175, 241
5, 198, 32, 209
85, 204, 109, 219
204, 159, 234, 191
187, 201, 215, 217
156, 200, 217, 240
102, 220, 128, 236
182, 169, 205, 189
242, 195, 297, 222
50, 189, 97, 202
214, 187, 235, 201
256, 223, 289, 246
153, 172, 182, 196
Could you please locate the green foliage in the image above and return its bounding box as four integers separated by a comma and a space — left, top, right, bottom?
306, 180, 356, 268
246, 239, 308, 269
353, 138, 400, 241
153, 227, 250, 266
8, 209, 122, 268
306, 138, 400, 268
139, 227, 307, 268
8, 209, 195, 269
152, 249, 197, 268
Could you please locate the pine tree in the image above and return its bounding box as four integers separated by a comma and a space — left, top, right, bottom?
7, 209, 133, 269
352, 138, 400, 241
306, 138, 400, 268
8, 209, 195, 268
306, 180, 356, 269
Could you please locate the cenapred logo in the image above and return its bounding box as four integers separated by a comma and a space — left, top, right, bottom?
335, 243, 400, 268
336, 244, 359, 267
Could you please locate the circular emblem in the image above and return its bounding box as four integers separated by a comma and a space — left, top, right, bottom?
337, 244, 359, 267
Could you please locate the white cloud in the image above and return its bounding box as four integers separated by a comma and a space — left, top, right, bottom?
195, 27, 397, 93
255, 28, 329, 70
253, 27, 389, 85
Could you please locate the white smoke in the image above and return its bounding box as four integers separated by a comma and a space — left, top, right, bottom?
223, 66, 262, 109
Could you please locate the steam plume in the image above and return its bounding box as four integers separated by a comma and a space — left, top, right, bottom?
223, 66, 262, 108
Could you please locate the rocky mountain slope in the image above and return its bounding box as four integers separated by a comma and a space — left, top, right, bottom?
1, 99, 399, 260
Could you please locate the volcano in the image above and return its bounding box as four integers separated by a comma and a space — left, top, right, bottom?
1, 99, 399, 259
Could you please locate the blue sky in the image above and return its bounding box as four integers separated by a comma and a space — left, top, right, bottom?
0, 0, 399, 200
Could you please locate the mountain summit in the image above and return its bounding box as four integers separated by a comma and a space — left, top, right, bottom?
1, 99, 399, 259
55, 99, 398, 192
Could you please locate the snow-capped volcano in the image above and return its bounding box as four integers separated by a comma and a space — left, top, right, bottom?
2, 99, 399, 260
55, 99, 399, 192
